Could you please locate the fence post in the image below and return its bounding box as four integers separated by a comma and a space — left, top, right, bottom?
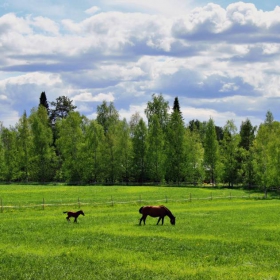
42, 198, 45, 210
78, 197, 80, 208
111, 196, 114, 207
139, 195, 142, 204
189, 193, 192, 202
165, 195, 168, 203
1, 198, 2, 213
211, 192, 213, 200
230, 192, 231, 200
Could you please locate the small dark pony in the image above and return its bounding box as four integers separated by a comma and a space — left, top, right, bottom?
63, 210, 85, 223
139, 205, 176, 225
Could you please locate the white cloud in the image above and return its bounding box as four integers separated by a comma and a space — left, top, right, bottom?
73, 92, 115, 102
0, 107, 20, 127
85, 6, 100, 15
0, 13, 31, 34
219, 83, 239, 92
0, 73, 61, 87
0, 94, 8, 100
30, 16, 60, 35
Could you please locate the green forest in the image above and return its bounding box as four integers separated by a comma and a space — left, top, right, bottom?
0, 92, 278, 189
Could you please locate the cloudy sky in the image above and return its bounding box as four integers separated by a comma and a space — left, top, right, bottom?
1, 0, 280, 129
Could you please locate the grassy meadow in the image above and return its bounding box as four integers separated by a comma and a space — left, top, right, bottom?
0, 185, 280, 279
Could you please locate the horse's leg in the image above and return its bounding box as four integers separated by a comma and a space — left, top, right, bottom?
157, 217, 161, 225
162, 216, 164, 225
139, 215, 146, 225
74, 217, 77, 223
66, 216, 70, 222
143, 216, 147, 225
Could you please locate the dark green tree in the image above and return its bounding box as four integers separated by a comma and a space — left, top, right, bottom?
165, 97, 186, 184
188, 119, 207, 145
56, 112, 84, 183
39, 92, 49, 114
239, 119, 256, 151
83, 120, 105, 183
96, 101, 119, 134
204, 118, 221, 184
50, 96, 77, 124
173, 97, 181, 113
146, 115, 166, 183
96, 101, 120, 183
239, 118, 256, 187
220, 120, 240, 187
29, 106, 56, 182
145, 93, 169, 131
115, 119, 133, 183
132, 118, 148, 184
0, 127, 18, 181
189, 119, 201, 132
215, 126, 224, 142
129, 112, 141, 137
16, 111, 32, 181
252, 112, 280, 196
184, 128, 204, 185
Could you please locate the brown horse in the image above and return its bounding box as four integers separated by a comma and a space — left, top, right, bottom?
139, 205, 175, 225
63, 210, 85, 223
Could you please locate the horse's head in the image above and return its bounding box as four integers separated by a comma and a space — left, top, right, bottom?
80, 210, 85, 216
170, 217, 176, 225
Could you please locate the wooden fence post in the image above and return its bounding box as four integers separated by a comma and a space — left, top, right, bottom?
1, 198, 3, 213
165, 195, 168, 203
189, 193, 192, 202
42, 198, 45, 210
78, 197, 80, 208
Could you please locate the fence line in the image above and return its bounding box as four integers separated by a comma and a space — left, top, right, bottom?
0, 193, 264, 211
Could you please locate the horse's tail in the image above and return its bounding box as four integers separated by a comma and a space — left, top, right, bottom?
63, 211, 68, 213
139, 206, 144, 214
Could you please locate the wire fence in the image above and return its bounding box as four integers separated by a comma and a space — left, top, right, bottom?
0, 192, 266, 213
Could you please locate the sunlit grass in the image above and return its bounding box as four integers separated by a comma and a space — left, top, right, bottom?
0, 185, 280, 279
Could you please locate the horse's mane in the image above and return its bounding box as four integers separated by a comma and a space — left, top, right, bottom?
160, 205, 174, 218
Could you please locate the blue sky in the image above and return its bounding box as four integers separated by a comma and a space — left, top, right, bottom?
1, 1, 280, 128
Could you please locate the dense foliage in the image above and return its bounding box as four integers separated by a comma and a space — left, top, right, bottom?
0, 93, 278, 188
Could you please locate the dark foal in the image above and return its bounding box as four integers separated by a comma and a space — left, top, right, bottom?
63, 210, 85, 223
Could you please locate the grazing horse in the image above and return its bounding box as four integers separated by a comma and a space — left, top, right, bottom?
139, 205, 176, 225
63, 210, 85, 223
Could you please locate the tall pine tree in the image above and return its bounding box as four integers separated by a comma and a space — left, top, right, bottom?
166, 97, 186, 184
39, 92, 49, 114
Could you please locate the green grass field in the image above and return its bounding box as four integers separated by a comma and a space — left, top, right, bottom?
0, 185, 280, 279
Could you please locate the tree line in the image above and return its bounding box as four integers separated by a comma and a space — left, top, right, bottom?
0, 92, 278, 190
